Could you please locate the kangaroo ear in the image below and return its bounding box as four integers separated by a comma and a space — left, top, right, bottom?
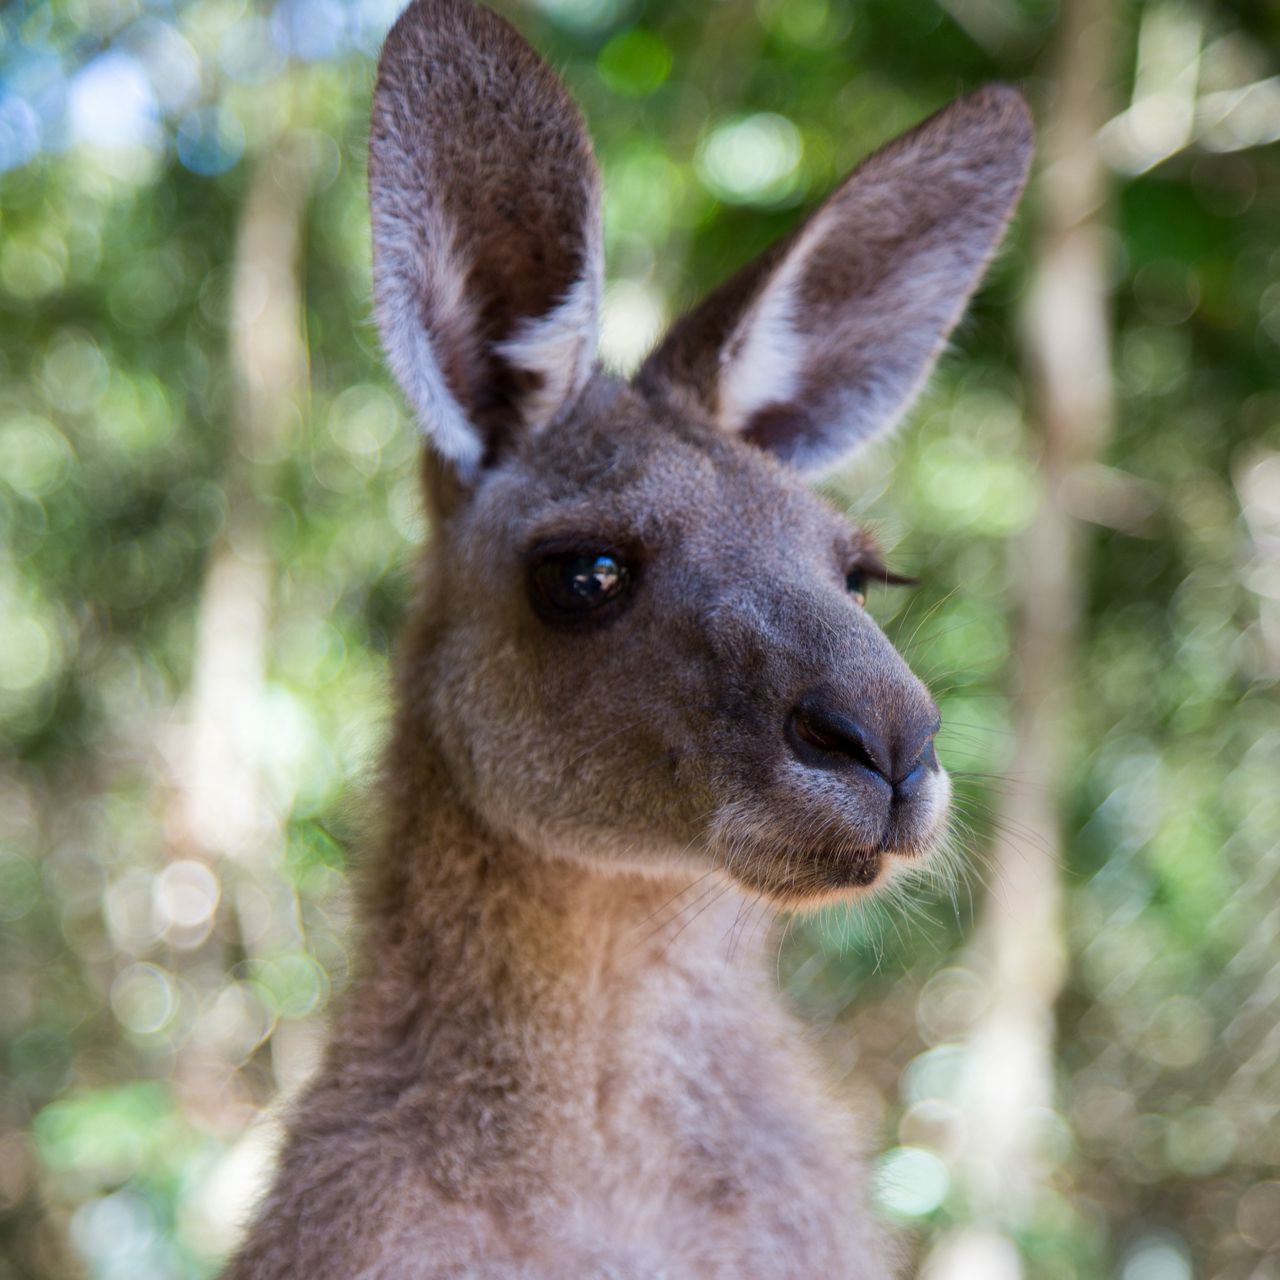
638, 87, 1033, 473
370, 0, 603, 479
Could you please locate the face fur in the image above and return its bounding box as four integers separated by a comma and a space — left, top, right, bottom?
419, 378, 949, 908
368, 2, 1029, 909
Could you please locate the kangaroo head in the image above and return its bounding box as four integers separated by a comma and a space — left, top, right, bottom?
370, 0, 1032, 906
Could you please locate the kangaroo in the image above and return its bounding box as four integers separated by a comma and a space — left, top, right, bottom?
223, 1, 1032, 1275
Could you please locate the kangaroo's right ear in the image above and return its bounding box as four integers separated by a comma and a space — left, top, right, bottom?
370, 0, 603, 481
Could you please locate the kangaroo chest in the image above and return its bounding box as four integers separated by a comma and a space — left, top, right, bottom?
432, 997, 884, 1278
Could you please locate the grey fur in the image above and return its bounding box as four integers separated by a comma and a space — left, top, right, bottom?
223, 2, 1032, 1276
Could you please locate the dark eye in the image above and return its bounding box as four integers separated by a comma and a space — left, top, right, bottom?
530, 551, 631, 621
844, 560, 916, 604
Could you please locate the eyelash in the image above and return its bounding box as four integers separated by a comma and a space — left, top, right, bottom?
845, 563, 916, 606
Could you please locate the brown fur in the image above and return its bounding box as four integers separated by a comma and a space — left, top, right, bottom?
223, 2, 1032, 1275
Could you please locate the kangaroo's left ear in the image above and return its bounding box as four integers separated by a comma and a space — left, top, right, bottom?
637, 87, 1034, 473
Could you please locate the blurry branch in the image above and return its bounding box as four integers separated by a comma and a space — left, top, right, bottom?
175, 112, 321, 1093
1098, 4, 1280, 173
1237, 453, 1280, 678
652, 0, 766, 308
1061, 461, 1161, 538
1099, 0, 1201, 175
181, 128, 314, 862
591, 0, 764, 370
1101, 70, 1280, 170
926, 0, 1119, 1273
935, 0, 1041, 58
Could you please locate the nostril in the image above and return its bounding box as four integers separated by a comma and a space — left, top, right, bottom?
791, 711, 851, 757
894, 732, 938, 785
787, 702, 890, 780
893, 762, 929, 804
890, 733, 939, 804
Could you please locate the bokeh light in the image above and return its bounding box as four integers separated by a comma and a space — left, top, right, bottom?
2, 1, 1278, 1278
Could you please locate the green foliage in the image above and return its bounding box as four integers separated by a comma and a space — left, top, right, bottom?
2, 1, 1277, 1277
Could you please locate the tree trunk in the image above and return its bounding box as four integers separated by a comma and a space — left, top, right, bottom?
925, 0, 1119, 1273
175, 122, 319, 1097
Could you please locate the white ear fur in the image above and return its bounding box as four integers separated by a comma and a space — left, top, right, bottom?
373, 208, 484, 475
495, 252, 604, 431
714, 229, 812, 438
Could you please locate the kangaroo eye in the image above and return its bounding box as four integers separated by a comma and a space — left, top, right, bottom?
845, 570, 867, 606
530, 552, 631, 620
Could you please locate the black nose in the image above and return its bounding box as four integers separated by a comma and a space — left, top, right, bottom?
787, 691, 939, 796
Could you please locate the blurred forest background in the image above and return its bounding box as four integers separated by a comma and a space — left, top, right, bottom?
1, 0, 1278, 1276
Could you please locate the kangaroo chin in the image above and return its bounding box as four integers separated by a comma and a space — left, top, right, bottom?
222, 2, 1032, 1276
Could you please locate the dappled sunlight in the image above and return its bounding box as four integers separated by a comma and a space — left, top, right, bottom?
2, 0, 1277, 1276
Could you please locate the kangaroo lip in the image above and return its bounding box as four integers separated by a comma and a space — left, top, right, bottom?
804, 843, 884, 889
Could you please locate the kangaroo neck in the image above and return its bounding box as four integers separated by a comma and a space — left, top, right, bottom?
337, 720, 766, 1084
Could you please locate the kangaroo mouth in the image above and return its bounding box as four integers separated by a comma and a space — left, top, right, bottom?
808, 842, 885, 888
706, 752, 957, 906
709, 767, 951, 906
792, 842, 888, 897
726, 840, 885, 903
